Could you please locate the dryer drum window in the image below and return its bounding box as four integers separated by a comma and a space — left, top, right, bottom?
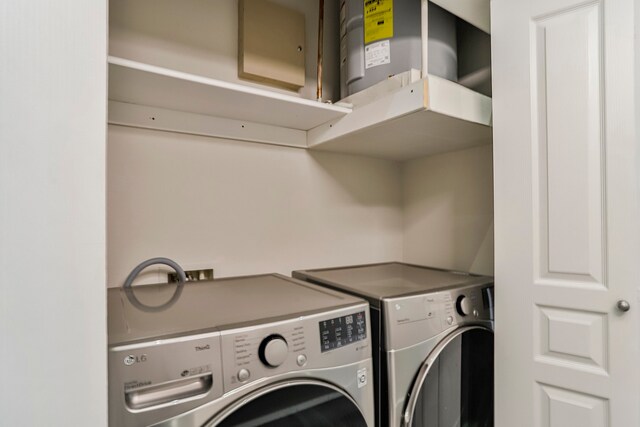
410, 329, 494, 427
209, 382, 368, 427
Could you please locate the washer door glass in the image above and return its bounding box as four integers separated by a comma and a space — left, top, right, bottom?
407, 327, 494, 427
209, 381, 368, 427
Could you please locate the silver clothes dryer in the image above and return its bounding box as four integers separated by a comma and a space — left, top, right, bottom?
293, 263, 494, 427
108, 274, 375, 426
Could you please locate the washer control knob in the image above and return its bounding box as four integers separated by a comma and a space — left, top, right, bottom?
446, 316, 454, 325
237, 368, 250, 382
456, 295, 472, 316
296, 354, 307, 367
259, 335, 288, 367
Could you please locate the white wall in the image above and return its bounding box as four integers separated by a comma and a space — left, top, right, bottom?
107, 125, 403, 286
403, 145, 494, 275
0, 1, 107, 425
108, 128, 495, 285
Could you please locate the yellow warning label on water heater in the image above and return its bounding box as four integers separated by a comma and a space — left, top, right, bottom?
364, 0, 393, 45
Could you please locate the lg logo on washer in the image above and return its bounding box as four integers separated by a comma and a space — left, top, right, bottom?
123, 354, 147, 366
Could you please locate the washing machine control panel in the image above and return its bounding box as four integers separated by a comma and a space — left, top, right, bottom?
319, 310, 367, 353
383, 285, 493, 350
219, 303, 371, 393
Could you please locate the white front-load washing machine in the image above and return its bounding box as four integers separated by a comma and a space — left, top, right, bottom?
108, 274, 375, 426
293, 262, 494, 427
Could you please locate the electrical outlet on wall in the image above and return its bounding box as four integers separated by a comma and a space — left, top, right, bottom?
168, 267, 214, 283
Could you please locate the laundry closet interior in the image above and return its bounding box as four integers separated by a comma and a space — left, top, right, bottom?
107, 0, 494, 288
105, 0, 495, 426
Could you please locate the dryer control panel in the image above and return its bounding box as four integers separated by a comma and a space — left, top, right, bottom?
219, 303, 371, 393
382, 285, 494, 351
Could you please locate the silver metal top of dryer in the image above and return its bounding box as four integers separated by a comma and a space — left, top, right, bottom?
108, 273, 364, 346
293, 262, 493, 308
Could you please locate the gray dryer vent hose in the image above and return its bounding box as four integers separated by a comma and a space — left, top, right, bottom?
123, 257, 187, 288
122, 257, 187, 313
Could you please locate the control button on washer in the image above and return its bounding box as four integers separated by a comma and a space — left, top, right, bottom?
296, 354, 307, 367
237, 368, 250, 382
259, 335, 288, 367
446, 316, 454, 325
473, 309, 479, 318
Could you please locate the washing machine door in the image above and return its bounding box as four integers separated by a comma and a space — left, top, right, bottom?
402, 326, 494, 427
205, 380, 368, 427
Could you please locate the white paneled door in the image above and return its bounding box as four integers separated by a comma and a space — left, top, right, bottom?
492, 0, 639, 426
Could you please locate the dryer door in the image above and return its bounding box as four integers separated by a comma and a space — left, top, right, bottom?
402, 326, 493, 427
206, 380, 368, 427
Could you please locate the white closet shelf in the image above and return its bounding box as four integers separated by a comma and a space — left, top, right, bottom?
108, 57, 491, 161
108, 56, 351, 131
307, 75, 493, 161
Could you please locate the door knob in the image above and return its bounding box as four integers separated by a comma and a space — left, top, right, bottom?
616, 300, 631, 312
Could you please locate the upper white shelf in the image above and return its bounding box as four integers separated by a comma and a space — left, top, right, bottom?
108, 56, 351, 131
307, 75, 493, 161
108, 57, 491, 161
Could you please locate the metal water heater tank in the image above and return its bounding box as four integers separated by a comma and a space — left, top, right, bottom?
340, 0, 458, 98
